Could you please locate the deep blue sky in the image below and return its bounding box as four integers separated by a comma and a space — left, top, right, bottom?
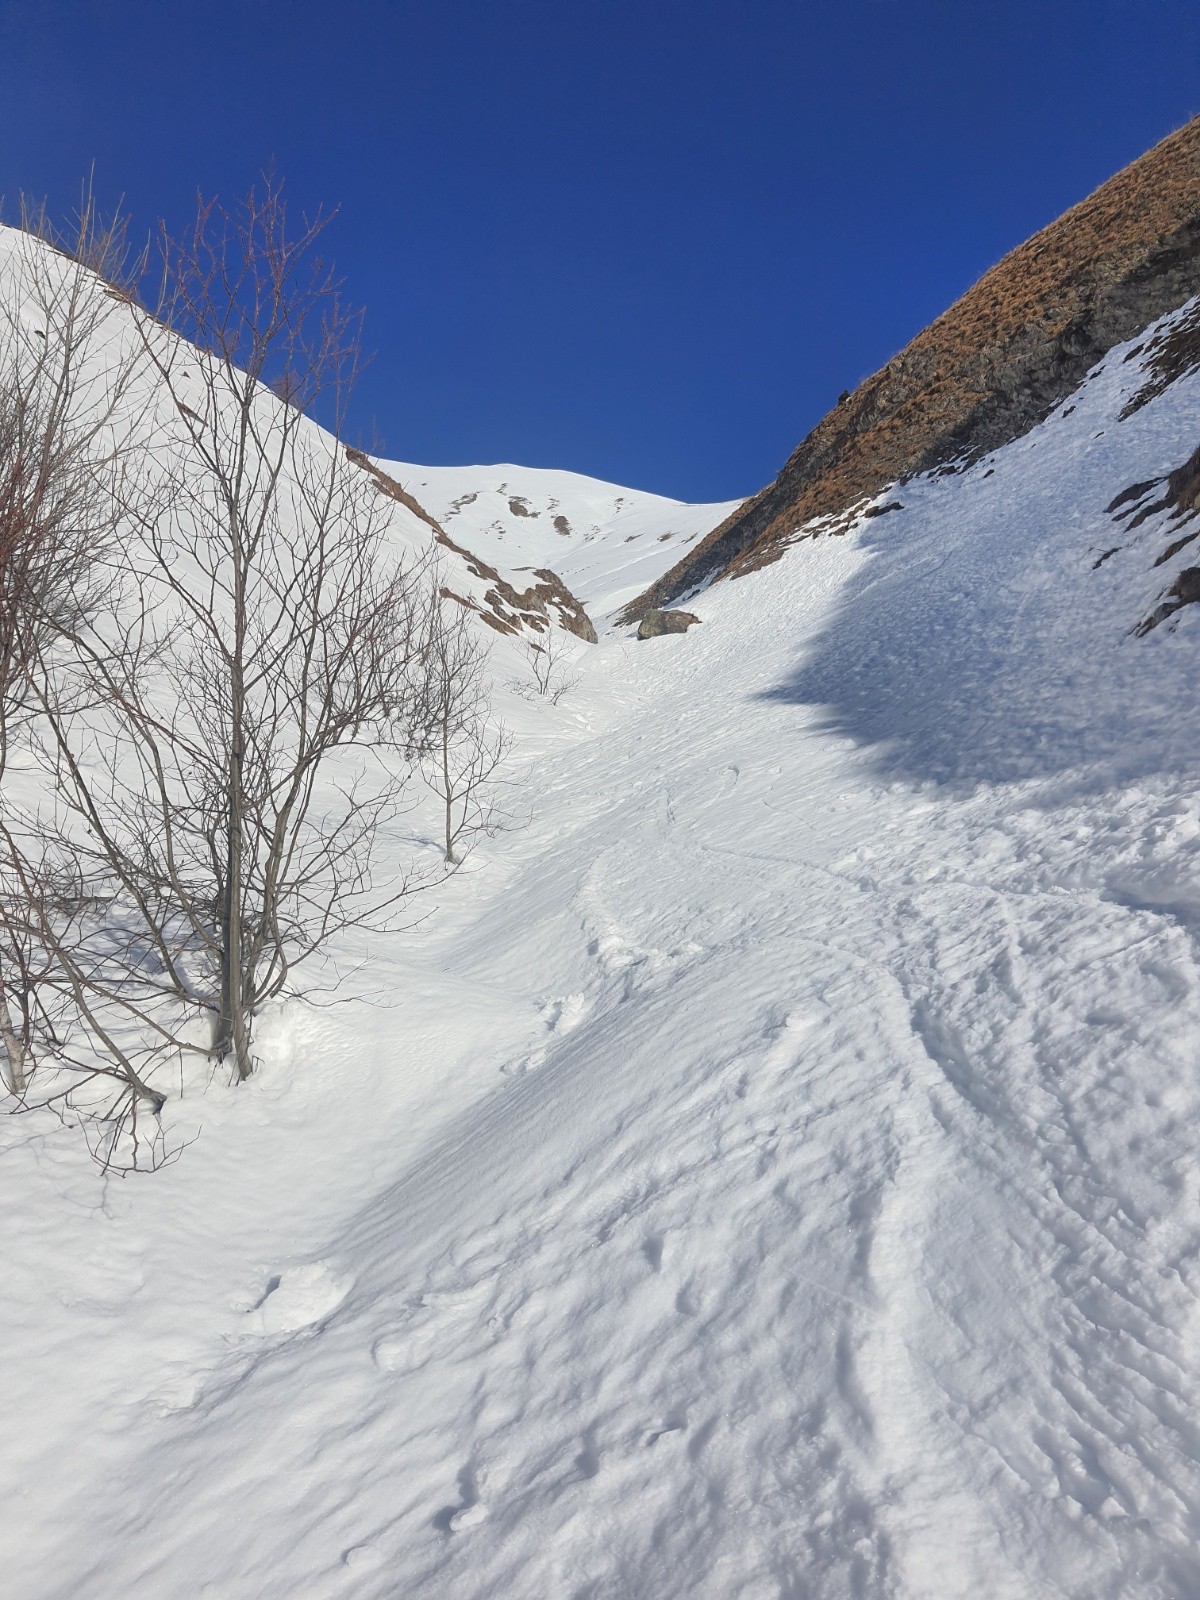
2, 1, 1198, 501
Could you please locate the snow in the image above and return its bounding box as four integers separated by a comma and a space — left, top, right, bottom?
378, 456, 743, 619
6, 260, 1200, 1597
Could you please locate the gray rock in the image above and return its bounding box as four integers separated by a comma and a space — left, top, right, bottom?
637, 608, 701, 640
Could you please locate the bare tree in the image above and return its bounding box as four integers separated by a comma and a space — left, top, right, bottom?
0, 815, 171, 1167
0, 185, 142, 1099
514, 618, 578, 704
0, 826, 48, 1097
0, 185, 141, 773
0, 178, 504, 1158
44, 179, 443, 1086
423, 602, 512, 864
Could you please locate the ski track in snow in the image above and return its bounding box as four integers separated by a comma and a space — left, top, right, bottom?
6, 306, 1200, 1597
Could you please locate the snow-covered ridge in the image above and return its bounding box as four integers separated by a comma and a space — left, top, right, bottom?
380, 457, 743, 622
0, 223, 735, 652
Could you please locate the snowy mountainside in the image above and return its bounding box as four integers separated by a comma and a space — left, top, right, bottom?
380, 457, 742, 621
0, 223, 723, 659
782, 295, 1200, 784
7, 283, 1200, 1600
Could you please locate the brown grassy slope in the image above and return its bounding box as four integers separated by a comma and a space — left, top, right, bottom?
620, 116, 1200, 622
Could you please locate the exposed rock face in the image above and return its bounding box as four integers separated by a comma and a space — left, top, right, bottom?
345, 446, 443, 532
636, 608, 700, 639
1115, 438, 1200, 633
621, 116, 1200, 622
346, 448, 598, 643
1135, 565, 1200, 636
436, 527, 599, 642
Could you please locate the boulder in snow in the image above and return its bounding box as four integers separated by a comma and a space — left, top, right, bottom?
637, 608, 701, 640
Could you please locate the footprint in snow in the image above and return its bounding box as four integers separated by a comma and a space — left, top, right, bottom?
374, 1283, 491, 1370
153, 1370, 205, 1414
575, 1429, 601, 1479
541, 991, 589, 1035
758, 1005, 828, 1075
590, 932, 642, 974
503, 1045, 547, 1075
448, 1502, 489, 1532
643, 1414, 688, 1447
158, 1266, 349, 1412
502, 992, 592, 1075
343, 1544, 385, 1570
249, 1261, 351, 1336
434, 1466, 488, 1533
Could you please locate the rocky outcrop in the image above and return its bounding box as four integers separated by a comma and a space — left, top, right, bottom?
1109, 437, 1200, 546
346, 446, 443, 532
346, 448, 597, 643
1135, 564, 1200, 635
1112, 439, 1200, 633
620, 115, 1200, 622
436, 527, 599, 642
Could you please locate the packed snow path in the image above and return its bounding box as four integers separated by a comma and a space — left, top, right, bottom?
6, 318, 1200, 1597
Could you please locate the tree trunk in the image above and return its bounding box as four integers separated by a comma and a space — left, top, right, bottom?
0, 976, 26, 1096
442, 717, 455, 864
215, 682, 253, 1079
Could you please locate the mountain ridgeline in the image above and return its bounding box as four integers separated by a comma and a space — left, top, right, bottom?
621, 115, 1200, 621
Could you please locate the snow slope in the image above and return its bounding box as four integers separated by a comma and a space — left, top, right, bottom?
6, 298, 1200, 1598
380, 457, 742, 621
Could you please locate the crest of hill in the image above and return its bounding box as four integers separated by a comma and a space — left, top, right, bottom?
621, 114, 1200, 620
